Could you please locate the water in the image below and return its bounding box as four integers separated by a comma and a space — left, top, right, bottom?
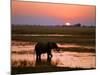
11, 41, 96, 69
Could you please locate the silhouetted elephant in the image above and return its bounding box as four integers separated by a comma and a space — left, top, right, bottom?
35, 42, 59, 60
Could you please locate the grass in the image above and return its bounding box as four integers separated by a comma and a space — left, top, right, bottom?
12, 25, 95, 35
60, 47, 96, 53
12, 25, 95, 46
11, 25, 96, 74
12, 35, 95, 46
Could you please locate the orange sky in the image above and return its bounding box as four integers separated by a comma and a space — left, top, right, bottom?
12, 0, 96, 25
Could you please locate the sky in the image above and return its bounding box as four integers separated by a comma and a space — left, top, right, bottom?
12, 0, 96, 26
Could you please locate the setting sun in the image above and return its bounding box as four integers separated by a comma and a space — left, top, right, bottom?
65, 22, 71, 26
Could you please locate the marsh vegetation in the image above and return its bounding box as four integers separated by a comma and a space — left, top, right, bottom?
11, 25, 96, 74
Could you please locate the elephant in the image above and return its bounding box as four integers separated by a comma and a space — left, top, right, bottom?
35, 42, 59, 60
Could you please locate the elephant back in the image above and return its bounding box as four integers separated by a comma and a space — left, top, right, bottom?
35, 42, 48, 53
47, 42, 58, 49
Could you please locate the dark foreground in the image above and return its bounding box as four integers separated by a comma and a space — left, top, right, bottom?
11, 66, 95, 75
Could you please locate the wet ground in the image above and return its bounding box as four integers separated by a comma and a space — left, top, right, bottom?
11, 41, 96, 69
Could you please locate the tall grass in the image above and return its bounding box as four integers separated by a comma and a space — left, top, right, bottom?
12, 25, 95, 47
12, 25, 95, 35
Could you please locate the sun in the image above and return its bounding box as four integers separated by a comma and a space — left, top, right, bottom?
65, 22, 71, 26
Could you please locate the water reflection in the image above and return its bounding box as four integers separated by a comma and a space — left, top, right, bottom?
12, 51, 96, 68
11, 42, 96, 68
35, 56, 52, 67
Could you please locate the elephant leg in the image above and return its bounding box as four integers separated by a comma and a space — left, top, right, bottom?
47, 53, 52, 59
51, 54, 53, 57
36, 54, 41, 61
39, 54, 41, 60
36, 54, 39, 60
47, 54, 49, 58
47, 53, 52, 63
